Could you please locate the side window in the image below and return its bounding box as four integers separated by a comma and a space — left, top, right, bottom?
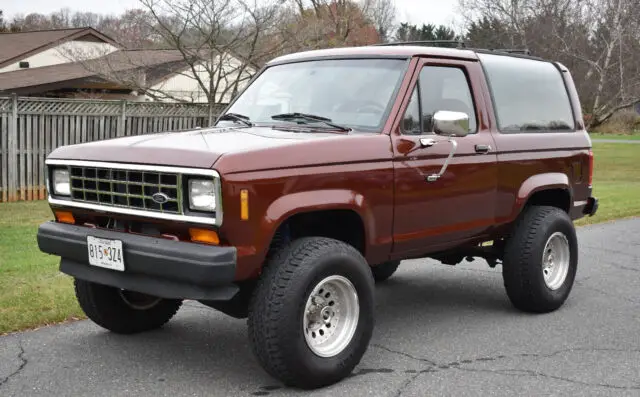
401, 87, 421, 135
400, 65, 477, 136
419, 66, 477, 134
478, 53, 575, 132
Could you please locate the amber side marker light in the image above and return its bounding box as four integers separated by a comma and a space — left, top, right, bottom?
54, 211, 75, 224
189, 228, 220, 245
240, 189, 249, 220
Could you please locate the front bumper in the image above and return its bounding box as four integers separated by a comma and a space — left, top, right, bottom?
37, 221, 238, 300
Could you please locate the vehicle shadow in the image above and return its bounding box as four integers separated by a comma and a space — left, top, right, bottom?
70, 265, 523, 393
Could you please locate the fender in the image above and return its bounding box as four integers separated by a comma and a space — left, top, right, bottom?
511, 172, 572, 220
257, 189, 378, 261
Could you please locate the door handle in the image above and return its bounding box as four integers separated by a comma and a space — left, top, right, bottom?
475, 144, 491, 154
420, 138, 437, 148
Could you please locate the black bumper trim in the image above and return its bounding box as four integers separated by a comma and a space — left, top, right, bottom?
37, 221, 238, 301
584, 196, 599, 217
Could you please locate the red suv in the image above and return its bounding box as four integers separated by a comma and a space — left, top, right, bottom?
38, 42, 597, 389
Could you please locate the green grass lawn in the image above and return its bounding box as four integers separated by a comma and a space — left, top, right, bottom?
0, 142, 638, 334
576, 143, 640, 225
0, 201, 84, 334
589, 133, 640, 141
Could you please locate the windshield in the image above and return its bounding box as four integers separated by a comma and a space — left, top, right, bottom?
218, 58, 408, 131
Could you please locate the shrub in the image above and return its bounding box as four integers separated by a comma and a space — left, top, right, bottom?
591, 110, 640, 135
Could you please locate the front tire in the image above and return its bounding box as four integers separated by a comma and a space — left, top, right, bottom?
74, 279, 182, 334
247, 237, 375, 389
502, 206, 578, 313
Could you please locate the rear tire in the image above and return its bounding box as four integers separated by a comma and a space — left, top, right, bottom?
502, 206, 578, 313
247, 237, 375, 389
371, 260, 401, 282
74, 279, 182, 334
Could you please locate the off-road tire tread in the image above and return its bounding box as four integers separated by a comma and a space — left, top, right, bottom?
74, 279, 182, 334
502, 205, 577, 313
247, 237, 372, 389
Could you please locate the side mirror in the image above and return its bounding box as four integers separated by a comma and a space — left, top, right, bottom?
433, 110, 470, 137
423, 110, 469, 183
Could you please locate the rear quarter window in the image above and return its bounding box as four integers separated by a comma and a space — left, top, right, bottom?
478, 53, 575, 133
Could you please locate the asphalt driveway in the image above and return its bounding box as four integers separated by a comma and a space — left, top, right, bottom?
1, 218, 639, 396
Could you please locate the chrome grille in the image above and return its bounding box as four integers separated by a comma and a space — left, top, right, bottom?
69, 166, 182, 214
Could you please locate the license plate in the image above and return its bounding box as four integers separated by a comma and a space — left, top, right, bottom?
87, 236, 125, 271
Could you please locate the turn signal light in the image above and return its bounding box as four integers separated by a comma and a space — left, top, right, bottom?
54, 211, 75, 224
189, 228, 220, 245
240, 189, 249, 220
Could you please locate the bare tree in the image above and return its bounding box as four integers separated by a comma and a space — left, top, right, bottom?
60, 0, 284, 123
49, 8, 72, 28
98, 9, 160, 48
459, 0, 640, 128
132, 0, 285, 123
70, 12, 102, 28
559, 0, 640, 126
363, 0, 397, 42
0, 10, 7, 32
277, 0, 382, 51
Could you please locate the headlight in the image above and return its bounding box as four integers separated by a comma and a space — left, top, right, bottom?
189, 179, 216, 212
52, 168, 71, 196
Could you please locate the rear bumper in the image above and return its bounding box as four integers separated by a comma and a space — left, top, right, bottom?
584, 196, 599, 216
37, 221, 238, 300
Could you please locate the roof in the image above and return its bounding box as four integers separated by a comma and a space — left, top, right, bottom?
0, 27, 119, 69
0, 49, 187, 93
267, 45, 479, 65
266, 44, 549, 66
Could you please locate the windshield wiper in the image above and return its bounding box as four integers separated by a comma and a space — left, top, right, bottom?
218, 113, 253, 127
271, 113, 351, 132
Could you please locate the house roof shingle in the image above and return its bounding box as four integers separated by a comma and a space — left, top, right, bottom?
0, 27, 119, 69
0, 49, 188, 93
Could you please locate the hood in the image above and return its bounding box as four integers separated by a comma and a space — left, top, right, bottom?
48, 126, 344, 168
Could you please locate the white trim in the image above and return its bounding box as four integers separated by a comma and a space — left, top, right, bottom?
45, 159, 220, 178
45, 159, 222, 226
48, 197, 218, 225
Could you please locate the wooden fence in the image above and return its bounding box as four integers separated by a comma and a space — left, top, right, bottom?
0, 95, 227, 202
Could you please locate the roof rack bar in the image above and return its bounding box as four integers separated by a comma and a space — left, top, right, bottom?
375, 40, 467, 49
487, 48, 531, 55
372, 41, 536, 58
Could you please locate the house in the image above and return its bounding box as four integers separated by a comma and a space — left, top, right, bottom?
0, 27, 255, 102
0, 27, 120, 73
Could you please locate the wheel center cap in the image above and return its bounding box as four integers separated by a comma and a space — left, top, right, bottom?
308, 297, 335, 329
321, 306, 335, 323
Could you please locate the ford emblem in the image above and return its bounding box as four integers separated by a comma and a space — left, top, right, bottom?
151, 192, 170, 204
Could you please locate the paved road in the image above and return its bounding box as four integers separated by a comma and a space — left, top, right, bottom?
592, 139, 640, 144
2, 219, 640, 396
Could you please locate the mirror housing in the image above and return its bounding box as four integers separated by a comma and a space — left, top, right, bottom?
433, 110, 470, 137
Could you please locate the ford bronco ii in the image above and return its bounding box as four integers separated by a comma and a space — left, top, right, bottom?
38, 42, 598, 389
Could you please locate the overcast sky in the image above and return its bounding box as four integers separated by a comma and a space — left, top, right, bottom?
3, 0, 462, 29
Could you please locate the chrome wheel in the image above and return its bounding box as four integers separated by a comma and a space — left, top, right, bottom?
303, 275, 359, 358
119, 290, 162, 310
542, 232, 571, 290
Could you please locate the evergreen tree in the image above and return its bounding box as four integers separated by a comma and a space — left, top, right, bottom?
394, 22, 460, 43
